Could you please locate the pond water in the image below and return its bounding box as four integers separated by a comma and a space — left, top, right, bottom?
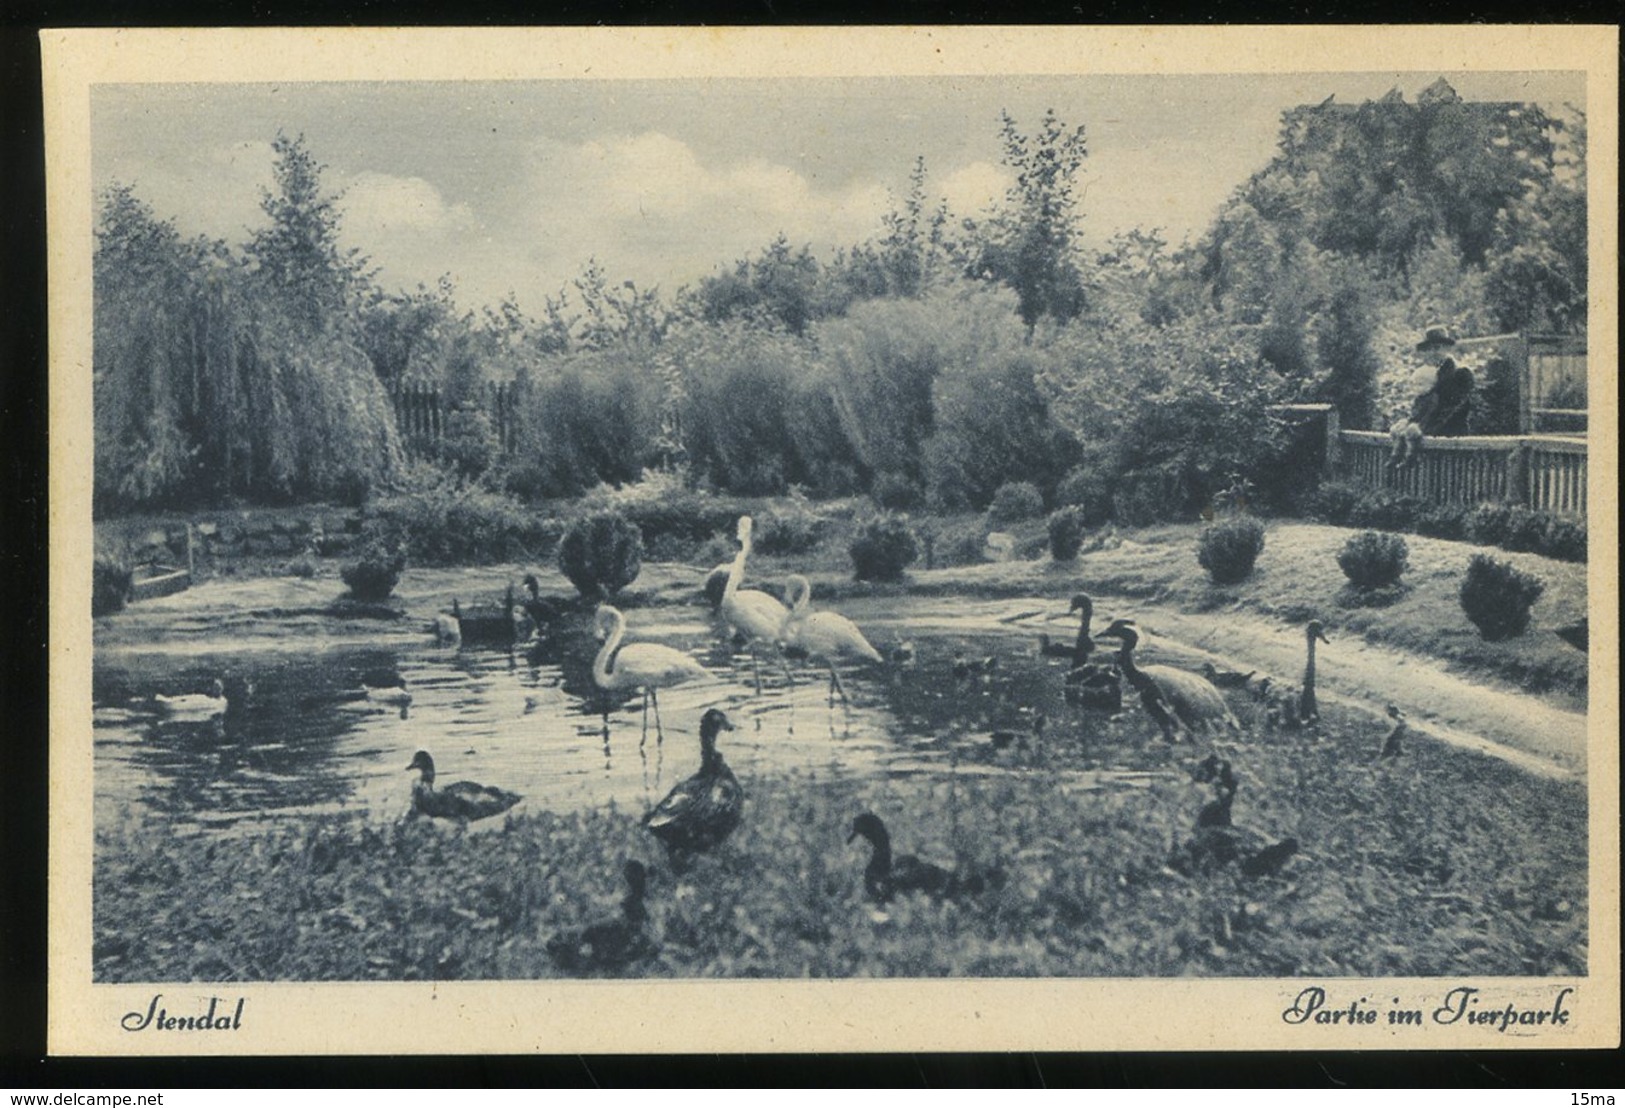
93, 595, 1160, 837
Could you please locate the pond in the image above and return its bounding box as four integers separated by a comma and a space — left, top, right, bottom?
93, 594, 1160, 838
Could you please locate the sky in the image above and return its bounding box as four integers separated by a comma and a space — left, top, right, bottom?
91, 71, 1583, 316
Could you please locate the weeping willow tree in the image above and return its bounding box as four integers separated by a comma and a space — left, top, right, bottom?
93, 135, 402, 511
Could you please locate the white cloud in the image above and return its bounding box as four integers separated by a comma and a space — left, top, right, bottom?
340, 172, 476, 235
939, 161, 1011, 222
96, 140, 275, 243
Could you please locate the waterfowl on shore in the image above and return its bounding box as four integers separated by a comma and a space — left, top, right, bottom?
847, 812, 953, 903
155, 678, 228, 719
1298, 620, 1330, 724
1379, 704, 1407, 760
1194, 759, 1238, 829
718, 517, 793, 693
545, 861, 658, 973
1094, 619, 1237, 740
434, 605, 462, 646
643, 708, 744, 867
1200, 662, 1256, 689
405, 750, 522, 822
1172, 764, 1297, 879
592, 604, 710, 742
781, 575, 883, 707
951, 651, 999, 683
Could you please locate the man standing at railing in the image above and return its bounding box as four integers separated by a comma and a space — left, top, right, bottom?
1387, 326, 1475, 471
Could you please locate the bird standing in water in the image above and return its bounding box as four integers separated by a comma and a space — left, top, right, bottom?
781, 575, 883, 707
1094, 619, 1237, 740
717, 516, 793, 693
545, 861, 658, 973
405, 751, 522, 823
643, 708, 744, 869
592, 604, 710, 743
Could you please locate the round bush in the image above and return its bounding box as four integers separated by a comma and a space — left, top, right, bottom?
1054, 467, 1112, 527
987, 481, 1044, 526
849, 515, 920, 582
1338, 530, 1409, 589
752, 506, 828, 556
1047, 506, 1088, 561
1301, 481, 1361, 526
1459, 554, 1544, 641
1349, 490, 1426, 532
558, 512, 644, 600
1466, 503, 1516, 547
1197, 517, 1266, 585
1540, 517, 1587, 563
1414, 503, 1468, 541
341, 541, 406, 601
1500, 508, 1551, 554
871, 472, 924, 512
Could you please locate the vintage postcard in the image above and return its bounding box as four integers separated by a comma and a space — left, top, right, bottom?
44, 25, 1618, 1054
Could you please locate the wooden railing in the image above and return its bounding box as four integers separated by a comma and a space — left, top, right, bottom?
1338, 431, 1587, 519
389, 380, 525, 455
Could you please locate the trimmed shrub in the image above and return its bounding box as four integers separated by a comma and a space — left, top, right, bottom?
752, 502, 828, 556
1197, 517, 1266, 585
1500, 508, 1552, 554
1300, 481, 1361, 526
849, 514, 919, 582
1414, 503, 1469, 541
1459, 554, 1544, 641
558, 512, 644, 600
341, 541, 406, 601
1338, 530, 1409, 589
1053, 467, 1112, 527
987, 481, 1045, 526
93, 551, 133, 617
1047, 506, 1088, 562
871, 472, 924, 512
1348, 490, 1426, 532
1466, 503, 1517, 547
1541, 517, 1587, 563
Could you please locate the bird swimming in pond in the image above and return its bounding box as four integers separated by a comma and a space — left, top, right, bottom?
781, 575, 883, 707
405, 750, 522, 822
643, 708, 744, 869
717, 516, 793, 693
1056, 595, 1121, 711
1094, 619, 1238, 740
1200, 661, 1256, 689
545, 860, 658, 973
1379, 704, 1407, 759
1298, 620, 1331, 724
155, 678, 228, 719
434, 604, 462, 646
592, 604, 710, 743
363, 677, 413, 708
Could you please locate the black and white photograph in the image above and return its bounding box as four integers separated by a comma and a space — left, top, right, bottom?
45, 26, 1616, 1054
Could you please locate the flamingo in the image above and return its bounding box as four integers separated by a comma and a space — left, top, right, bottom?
592, 604, 709, 742
155, 678, 228, 720
1094, 618, 1238, 740
718, 516, 793, 693
780, 574, 883, 707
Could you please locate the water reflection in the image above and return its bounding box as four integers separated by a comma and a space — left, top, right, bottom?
94, 597, 1160, 837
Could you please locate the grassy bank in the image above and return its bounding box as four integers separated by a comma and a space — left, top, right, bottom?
95, 695, 1585, 983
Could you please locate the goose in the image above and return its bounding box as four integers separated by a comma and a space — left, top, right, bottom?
545, 861, 658, 973
404, 750, 521, 822
1094, 619, 1238, 740
592, 604, 710, 743
643, 708, 744, 868
717, 517, 793, 693
1200, 661, 1256, 689
1378, 704, 1407, 759
1057, 595, 1121, 711
781, 575, 883, 707
1298, 620, 1330, 724
154, 678, 228, 719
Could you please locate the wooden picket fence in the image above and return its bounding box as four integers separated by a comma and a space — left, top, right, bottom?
389, 380, 524, 454
1337, 431, 1588, 519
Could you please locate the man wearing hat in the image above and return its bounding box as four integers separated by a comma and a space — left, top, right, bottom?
1388, 325, 1475, 470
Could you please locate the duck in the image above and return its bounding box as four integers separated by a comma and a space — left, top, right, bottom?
1056, 595, 1122, 711
1378, 704, 1407, 759
781, 575, 883, 707
1172, 767, 1298, 880
592, 604, 710, 742
643, 708, 744, 868
545, 861, 658, 973
405, 750, 522, 822
1094, 619, 1238, 740
363, 677, 413, 708
717, 517, 793, 693
1193, 758, 1238, 829
154, 678, 228, 719
1298, 620, 1330, 724
847, 812, 954, 903
521, 573, 572, 630
1200, 661, 1256, 689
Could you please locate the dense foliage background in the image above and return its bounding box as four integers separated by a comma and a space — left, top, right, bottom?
94, 83, 1586, 517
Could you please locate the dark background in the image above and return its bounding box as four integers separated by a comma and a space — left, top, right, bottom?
3, 0, 1618, 1087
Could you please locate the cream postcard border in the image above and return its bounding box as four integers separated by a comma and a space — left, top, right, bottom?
43, 24, 1620, 1056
